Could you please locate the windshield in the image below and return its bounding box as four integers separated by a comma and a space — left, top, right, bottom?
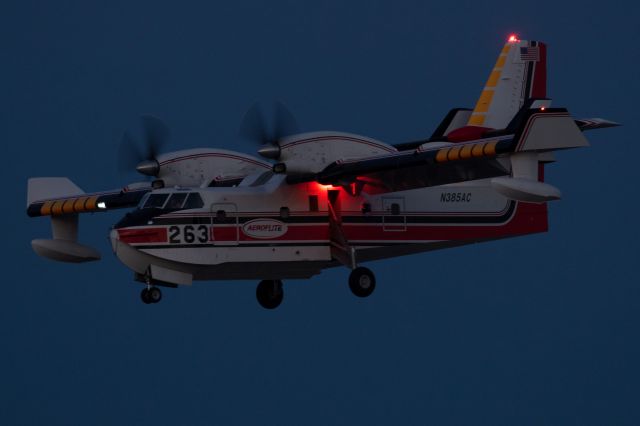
137, 192, 203, 210
166, 193, 188, 209
183, 192, 204, 209
143, 194, 169, 209
137, 193, 150, 209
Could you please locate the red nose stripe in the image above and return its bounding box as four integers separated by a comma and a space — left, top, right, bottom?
118, 228, 168, 244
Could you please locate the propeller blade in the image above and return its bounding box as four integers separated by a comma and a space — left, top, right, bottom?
140, 115, 169, 159
241, 102, 301, 160
117, 115, 169, 177
239, 103, 269, 145
273, 101, 299, 142
117, 132, 144, 173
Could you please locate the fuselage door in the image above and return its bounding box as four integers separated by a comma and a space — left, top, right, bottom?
382, 197, 406, 231
211, 203, 239, 246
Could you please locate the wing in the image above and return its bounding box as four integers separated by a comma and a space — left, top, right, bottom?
287, 137, 514, 193
287, 106, 619, 194
27, 178, 150, 217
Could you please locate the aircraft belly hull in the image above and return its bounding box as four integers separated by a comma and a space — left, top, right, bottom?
111, 232, 331, 280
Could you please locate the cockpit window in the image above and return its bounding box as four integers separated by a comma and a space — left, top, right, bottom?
143, 194, 169, 209
166, 193, 188, 209
137, 193, 150, 208
183, 192, 204, 209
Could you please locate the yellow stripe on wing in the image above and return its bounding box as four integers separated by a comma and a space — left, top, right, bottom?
85, 196, 98, 211
435, 140, 500, 164
40, 201, 53, 216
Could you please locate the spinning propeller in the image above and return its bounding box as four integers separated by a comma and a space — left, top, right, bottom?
240, 101, 299, 160
117, 115, 170, 177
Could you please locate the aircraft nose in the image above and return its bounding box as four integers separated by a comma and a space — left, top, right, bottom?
109, 228, 119, 252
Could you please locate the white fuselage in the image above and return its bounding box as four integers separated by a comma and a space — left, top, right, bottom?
110, 172, 546, 285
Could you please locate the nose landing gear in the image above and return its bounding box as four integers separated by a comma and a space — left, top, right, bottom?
141, 286, 162, 304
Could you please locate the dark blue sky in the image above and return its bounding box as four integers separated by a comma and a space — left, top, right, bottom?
2, 1, 638, 425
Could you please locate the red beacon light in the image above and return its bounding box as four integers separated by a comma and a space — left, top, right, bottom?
508, 34, 519, 43
315, 182, 333, 190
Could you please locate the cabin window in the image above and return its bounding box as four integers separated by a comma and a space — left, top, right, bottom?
143, 194, 169, 209
308, 195, 319, 212
280, 207, 290, 219
183, 193, 204, 209
166, 193, 188, 209
390, 203, 401, 215
208, 177, 244, 187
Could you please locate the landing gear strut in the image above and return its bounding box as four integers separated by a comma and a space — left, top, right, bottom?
349, 267, 376, 298
256, 279, 284, 309
141, 286, 162, 304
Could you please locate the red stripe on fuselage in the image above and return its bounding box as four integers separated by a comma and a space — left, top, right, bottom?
119, 202, 547, 245
118, 227, 168, 244
212, 224, 330, 242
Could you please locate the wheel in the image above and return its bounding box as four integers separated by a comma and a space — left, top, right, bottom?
256, 279, 284, 309
141, 287, 162, 304
140, 288, 152, 304
349, 267, 376, 298
148, 287, 162, 303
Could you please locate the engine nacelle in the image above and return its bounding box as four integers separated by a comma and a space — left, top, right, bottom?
155, 148, 271, 187
276, 131, 396, 174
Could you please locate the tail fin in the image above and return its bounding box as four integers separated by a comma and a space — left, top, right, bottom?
468, 37, 547, 130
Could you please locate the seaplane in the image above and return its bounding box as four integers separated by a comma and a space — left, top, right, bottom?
26, 36, 618, 309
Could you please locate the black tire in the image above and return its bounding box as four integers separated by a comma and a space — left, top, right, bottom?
349, 267, 376, 298
256, 279, 284, 309
140, 288, 152, 304
148, 287, 162, 304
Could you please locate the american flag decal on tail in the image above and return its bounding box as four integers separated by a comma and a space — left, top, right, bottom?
520, 46, 540, 61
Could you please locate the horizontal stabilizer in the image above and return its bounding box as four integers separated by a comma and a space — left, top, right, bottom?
31, 239, 101, 263
514, 108, 588, 152
575, 118, 621, 131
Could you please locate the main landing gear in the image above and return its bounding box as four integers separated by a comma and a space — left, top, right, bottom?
141, 286, 162, 304
254, 267, 376, 310
256, 279, 284, 309
348, 266, 376, 298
